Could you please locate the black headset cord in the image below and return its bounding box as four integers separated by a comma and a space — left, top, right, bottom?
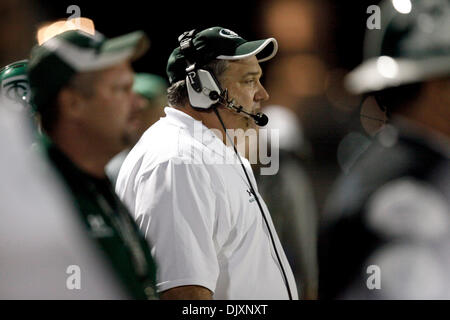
212, 106, 293, 300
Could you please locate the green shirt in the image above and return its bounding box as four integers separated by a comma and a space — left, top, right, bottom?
41, 136, 158, 299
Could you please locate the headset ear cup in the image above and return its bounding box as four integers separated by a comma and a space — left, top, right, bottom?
186, 69, 222, 109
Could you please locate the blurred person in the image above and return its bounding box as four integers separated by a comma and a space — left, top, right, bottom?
256, 105, 319, 299
257, 0, 353, 299
116, 27, 298, 299
27, 28, 158, 299
319, 0, 450, 299
259, 0, 359, 216
106, 73, 167, 185
0, 61, 127, 299
128, 73, 168, 143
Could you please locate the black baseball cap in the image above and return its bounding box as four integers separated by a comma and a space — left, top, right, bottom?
166, 27, 278, 84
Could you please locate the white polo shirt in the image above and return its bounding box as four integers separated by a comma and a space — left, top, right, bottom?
116, 107, 298, 299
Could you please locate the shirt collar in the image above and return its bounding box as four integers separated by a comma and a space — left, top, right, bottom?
163, 106, 238, 160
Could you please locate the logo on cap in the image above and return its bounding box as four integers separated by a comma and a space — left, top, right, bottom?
219, 28, 239, 39
1, 75, 30, 105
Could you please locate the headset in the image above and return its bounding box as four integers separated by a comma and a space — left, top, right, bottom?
178, 29, 293, 300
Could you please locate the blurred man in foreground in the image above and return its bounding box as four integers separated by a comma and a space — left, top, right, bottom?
0, 60, 127, 299
28, 28, 158, 299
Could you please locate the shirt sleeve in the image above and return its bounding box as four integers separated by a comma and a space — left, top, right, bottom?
134, 159, 220, 293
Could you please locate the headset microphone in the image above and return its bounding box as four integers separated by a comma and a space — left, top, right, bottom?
250, 111, 269, 126
228, 104, 269, 127
210, 90, 269, 127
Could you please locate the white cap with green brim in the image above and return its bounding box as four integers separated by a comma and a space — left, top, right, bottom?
345, 55, 450, 95
28, 29, 149, 112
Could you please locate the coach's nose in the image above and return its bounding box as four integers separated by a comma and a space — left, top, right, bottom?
255, 81, 269, 102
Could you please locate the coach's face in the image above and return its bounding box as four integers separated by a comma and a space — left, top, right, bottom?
218, 56, 269, 131
79, 61, 135, 154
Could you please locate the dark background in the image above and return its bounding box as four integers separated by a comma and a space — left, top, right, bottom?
22, 0, 384, 216
31, 0, 378, 78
